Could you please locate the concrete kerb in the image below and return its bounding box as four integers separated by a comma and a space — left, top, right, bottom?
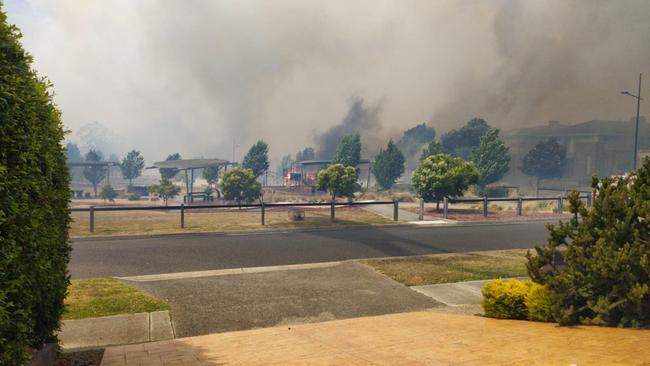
59, 310, 174, 350
117, 261, 343, 282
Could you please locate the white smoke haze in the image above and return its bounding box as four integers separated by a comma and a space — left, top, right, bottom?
5, 0, 648, 163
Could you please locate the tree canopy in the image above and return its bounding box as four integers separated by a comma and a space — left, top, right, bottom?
317, 164, 358, 200
470, 128, 511, 189
420, 140, 444, 162
332, 133, 361, 167
295, 147, 315, 162
527, 158, 650, 326
159, 153, 181, 180
521, 138, 566, 184
221, 167, 262, 204
397, 123, 436, 159
150, 178, 180, 206
441, 118, 491, 159
120, 149, 145, 186
242, 140, 270, 177
83, 149, 107, 196
372, 140, 405, 190
202, 165, 221, 188
411, 153, 479, 209
99, 185, 118, 202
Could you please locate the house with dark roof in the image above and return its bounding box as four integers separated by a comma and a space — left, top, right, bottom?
502, 117, 650, 187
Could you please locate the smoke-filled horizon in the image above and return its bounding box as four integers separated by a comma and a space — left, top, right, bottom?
5, 0, 649, 163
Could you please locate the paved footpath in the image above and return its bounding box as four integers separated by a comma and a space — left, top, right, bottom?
101, 311, 650, 365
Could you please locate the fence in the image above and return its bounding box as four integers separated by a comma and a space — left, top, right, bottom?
423, 194, 592, 220
71, 200, 399, 233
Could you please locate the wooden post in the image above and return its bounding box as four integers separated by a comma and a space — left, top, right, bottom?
517, 197, 523, 216
443, 197, 448, 219
483, 197, 488, 217
393, 201, 398, 221
89, 206, 95, 233
330, 200, 335, 222
180, 204, 185, 228
587, 192, 592, 208
261, 203, 265, 225
419, 199, 424, 221
557, 197, 563, 214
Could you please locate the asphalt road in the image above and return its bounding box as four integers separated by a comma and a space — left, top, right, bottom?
70, 221, 553, 279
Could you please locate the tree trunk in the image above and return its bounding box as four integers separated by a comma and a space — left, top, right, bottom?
535, 177, 540, 197
436, 200, 440, 212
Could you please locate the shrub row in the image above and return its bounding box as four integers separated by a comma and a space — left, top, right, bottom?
0, 8, 71, 365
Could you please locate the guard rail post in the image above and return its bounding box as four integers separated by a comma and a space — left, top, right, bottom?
419, 199, 424, 221
557, 197, 563, 214
483, 197, 488, 217
393, 201, 399, 221
89, 206, 95, 233
180, 204, 185, 228
261, 202, 265, 225
443, 197, 448, 219
517, 197, 523, 216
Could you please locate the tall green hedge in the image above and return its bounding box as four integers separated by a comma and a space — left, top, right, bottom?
1, 8, 71, 364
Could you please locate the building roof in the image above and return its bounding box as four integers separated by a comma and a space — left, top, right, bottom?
506, 118, 649, 138
299, 159, 371, 166
148, 158, 231, 170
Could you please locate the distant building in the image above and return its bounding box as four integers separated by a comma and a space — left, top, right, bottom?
503, 117, 650, 187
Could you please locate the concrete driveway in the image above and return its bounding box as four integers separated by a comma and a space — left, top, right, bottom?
123, 261, 442, 337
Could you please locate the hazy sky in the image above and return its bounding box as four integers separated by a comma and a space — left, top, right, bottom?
4, 0, 649, 163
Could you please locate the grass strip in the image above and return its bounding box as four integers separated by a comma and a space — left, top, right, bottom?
63, 277, 171, 320
360, 249, 529, 286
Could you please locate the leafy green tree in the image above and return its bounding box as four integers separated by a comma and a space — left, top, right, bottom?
295, 147, 315, 162
120, 150, 145, 187
521, 138, 566, 194
441, 118, 491, 159
221, 168, 262, 204
412, 153, 479, 210
202, 165, 221, 188
83, 149, 107, 197
99, 185, 118, 202
150, 178, 181, 206
470, 128, 511, 192
159, 153, 181, 180
242, 140, 269, 177
372, 140, 405, 190
527, 158, 650, 327
0, 9, 71, 363
397, 123, 436, 159
332, 134, 361, 167
420, 140, 444, 161
317, 164, 358, 200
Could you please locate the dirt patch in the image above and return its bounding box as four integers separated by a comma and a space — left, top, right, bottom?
403, 206, 571, 222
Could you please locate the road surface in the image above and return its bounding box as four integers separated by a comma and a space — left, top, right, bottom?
70, 221, 553, 279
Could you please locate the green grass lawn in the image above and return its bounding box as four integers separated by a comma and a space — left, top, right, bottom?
63, 277, 171, 320
360, 249, 529, 286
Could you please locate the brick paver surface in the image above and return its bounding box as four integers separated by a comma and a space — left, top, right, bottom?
101, 311, 650, 365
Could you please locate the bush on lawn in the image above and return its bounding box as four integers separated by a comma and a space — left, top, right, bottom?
527, 158, 650, 327
525, 283, 553, 322
481, 279, 532, 319
0, 8, 71, 364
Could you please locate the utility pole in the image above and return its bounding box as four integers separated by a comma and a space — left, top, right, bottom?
621, 73, 643, 170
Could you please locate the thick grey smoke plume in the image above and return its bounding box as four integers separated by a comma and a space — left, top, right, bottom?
314, 97, 381, 159
5, 0, 648, 164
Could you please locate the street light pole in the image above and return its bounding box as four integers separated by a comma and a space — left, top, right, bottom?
621, 73, 643, 170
